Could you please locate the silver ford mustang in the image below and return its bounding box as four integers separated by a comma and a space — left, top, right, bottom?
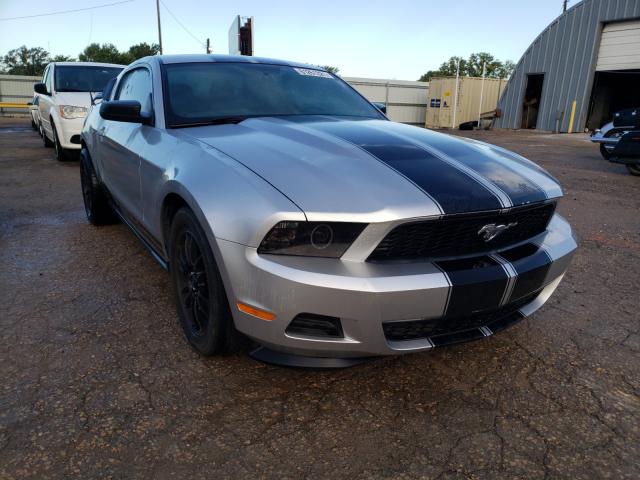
81, 54, 577, 367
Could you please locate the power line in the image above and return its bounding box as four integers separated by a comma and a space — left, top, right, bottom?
159, 0, 206, 48
0, 0, 134, 21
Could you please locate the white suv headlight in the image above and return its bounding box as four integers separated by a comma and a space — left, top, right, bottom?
59, 105, 88, 119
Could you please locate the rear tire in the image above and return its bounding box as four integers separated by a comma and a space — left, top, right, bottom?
80, 148, 117, 225
169, 207, 238, 356
626, 163, 640, 176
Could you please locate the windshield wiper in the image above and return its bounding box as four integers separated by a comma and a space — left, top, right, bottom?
171, 116, 250, 128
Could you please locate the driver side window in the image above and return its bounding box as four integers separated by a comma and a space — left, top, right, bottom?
43, 66, 52, 93
116, 68, 153, 114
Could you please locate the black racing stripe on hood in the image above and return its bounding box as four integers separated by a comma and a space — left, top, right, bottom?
395, 129, 548, 205
305, 121, 503, 214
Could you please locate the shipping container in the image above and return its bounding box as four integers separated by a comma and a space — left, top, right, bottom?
425, 76, 506, 129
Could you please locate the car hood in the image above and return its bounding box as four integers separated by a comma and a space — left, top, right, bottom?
53, 91, 94, 108
180, 116, 562, 221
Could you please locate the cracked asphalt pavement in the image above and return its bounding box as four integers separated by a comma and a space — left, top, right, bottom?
1, 117, 639, 479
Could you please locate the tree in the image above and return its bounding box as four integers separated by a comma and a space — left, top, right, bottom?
77, 42, 158, 65
495, 60, 516, 79
418, 52, 515, 81
2, 46, 49, 76
1, 42, 160, 75
51, 55, 76, 62
418, 70, 438, 82
127, 43, 160, 62
78, 43, 128, 64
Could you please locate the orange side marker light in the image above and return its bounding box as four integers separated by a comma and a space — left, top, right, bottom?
237, 302, 276, 321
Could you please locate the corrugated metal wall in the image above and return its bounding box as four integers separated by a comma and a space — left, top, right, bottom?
494, 0, 640, 132
0, 74, 39, 115
344, 77, 429, 125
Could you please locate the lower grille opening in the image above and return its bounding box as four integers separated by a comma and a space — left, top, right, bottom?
383, 289, 541, 342
286, 314, 344, 338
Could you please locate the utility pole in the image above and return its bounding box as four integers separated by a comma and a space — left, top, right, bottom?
156, 0, 163, 54
478, 61, 486, 129
452, 58, 460, 129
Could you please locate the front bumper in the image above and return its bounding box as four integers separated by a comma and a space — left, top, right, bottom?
221, 214, 576, 358
54, 116, 84, 150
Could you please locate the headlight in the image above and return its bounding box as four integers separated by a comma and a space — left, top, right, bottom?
258, 221, 367, 258
59, 105, 87, 119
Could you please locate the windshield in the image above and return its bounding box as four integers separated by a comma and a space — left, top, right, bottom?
54, 66, 123, 93
163, 62, 383, 127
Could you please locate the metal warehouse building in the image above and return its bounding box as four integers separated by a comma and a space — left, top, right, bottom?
494, 0, 640, 133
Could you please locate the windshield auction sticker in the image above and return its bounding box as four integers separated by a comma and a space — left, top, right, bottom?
293, 68, 333, 78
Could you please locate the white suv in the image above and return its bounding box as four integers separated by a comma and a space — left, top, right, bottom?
35, 62, 124, 160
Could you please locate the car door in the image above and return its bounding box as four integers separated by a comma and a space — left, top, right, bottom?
99, 67, 154, 223
38, 65, 53, 137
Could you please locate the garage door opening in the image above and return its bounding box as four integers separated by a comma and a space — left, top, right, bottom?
521, 74, 544, 129
586, 70, 640, 130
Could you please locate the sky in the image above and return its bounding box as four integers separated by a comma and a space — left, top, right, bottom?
0, 0, 575, 80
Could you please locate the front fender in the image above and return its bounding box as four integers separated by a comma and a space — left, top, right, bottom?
143, 133, 305, 300
156, 172, 304, 312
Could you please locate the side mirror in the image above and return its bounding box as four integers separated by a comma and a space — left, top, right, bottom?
100, 100, 152, 125
34, 82, 49, 95
372, 102, 387, 114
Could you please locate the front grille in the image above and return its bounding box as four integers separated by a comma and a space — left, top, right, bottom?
383, 290, 540, 342
368, 202, 555, 261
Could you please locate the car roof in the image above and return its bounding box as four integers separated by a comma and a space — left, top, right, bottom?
143, 54, 321, 70
52, 61, 125, 68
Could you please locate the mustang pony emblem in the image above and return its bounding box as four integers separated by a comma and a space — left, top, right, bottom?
477, 222, 518, 242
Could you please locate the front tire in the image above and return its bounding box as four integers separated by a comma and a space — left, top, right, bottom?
80, 148, 116, 225
53, 123, 74, 161
169, 208, 237, 356
599, 143, 612, 160
42, 124, 53, 147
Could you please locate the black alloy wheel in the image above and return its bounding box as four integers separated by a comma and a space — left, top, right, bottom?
175, 231, 210, 338
169, 207, 237, 355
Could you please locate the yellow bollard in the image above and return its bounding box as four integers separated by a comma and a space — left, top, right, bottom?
567, 100, 577, 134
